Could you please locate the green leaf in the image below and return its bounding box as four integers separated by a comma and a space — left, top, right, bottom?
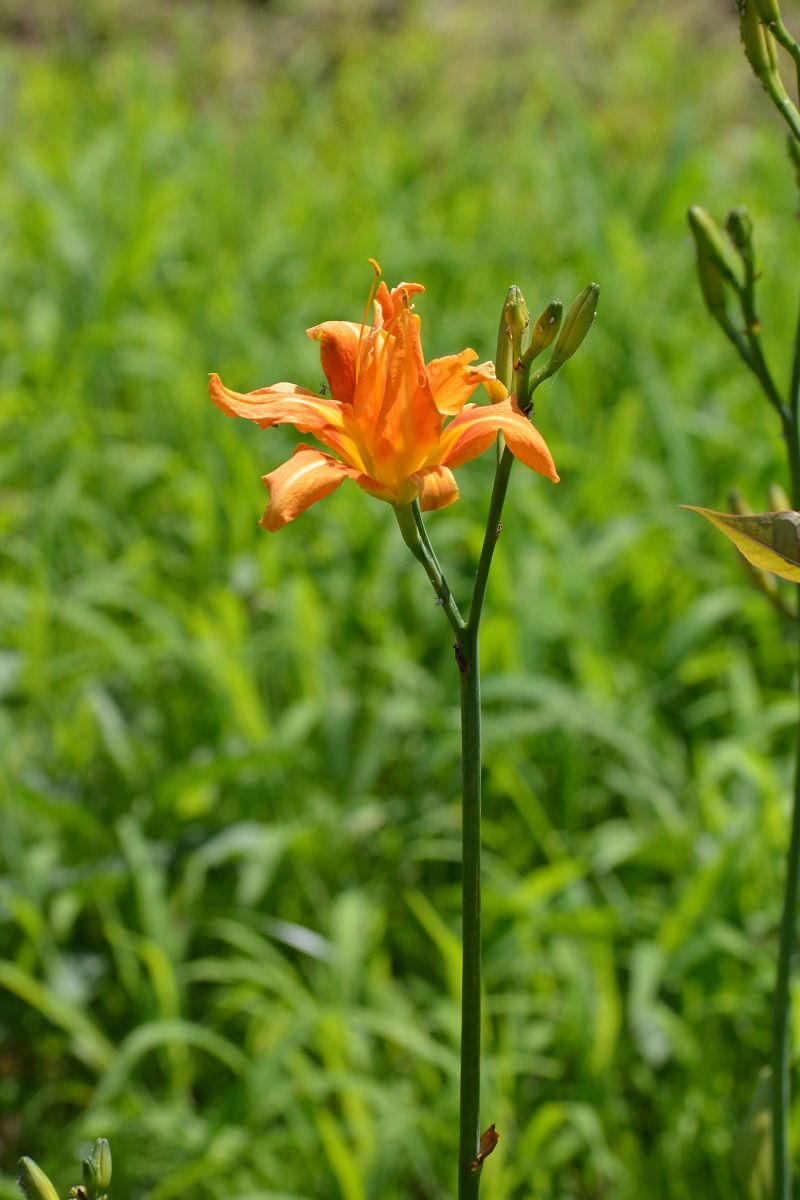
682, 506, 800, 582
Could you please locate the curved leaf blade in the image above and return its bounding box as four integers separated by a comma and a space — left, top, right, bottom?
682, 506, 800, 582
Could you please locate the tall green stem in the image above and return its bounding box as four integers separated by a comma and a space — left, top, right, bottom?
402, 445, 518, 1195
456, 445, 517, 1196
469, 447, 516, 635
457, 622, 482, 1200
773, 598, 800, 1200
774, 401, 800, 1200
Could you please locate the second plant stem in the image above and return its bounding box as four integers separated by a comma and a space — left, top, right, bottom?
774, 401, 800, 1200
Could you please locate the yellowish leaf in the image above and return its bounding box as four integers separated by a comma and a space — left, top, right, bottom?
682, 506, 800, 582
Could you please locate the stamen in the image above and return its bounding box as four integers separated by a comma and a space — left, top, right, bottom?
355, 258, 382, 381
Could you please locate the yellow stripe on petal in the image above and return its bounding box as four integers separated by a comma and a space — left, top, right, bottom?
260, 445, 355, 531
437, 400, 559, 481
209, 373, 346, 435
426, 351, 501, 415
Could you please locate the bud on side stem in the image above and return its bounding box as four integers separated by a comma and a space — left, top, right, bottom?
688, 206, 742, 288
82, 1139, 112, 1196
521, 301, 563, 368
725, 207, 754, 261
494, 286, 529, 395
548, 283, 599, 370
740, 0, 784, 84
754, 0, 783, 22
17, 1159, 60, 1200
738, 0, 800, 141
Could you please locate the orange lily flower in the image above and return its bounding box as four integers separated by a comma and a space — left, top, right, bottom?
209, 274, 559, 531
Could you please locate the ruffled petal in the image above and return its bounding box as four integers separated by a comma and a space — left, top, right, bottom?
209, 373, 345, 435
260, 445, 355, 531
426, 351, 503, 415
306, 321, 363, 406
375, 280, 425, 325
368, 308, 442, 486
436, 399, 559, 481
411, 465, 460, 511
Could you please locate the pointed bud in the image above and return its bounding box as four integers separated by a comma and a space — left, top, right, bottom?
494, 286, 528, 393
753, 0, 783, 23
695, 253, 733, 329
725, 207, 754, 258
688, 207, 742, 288
17, 1159, 60, 1200
521, 301, 563, 368
739, 0, 787, 88
81, 1140, 112, 1196
548, 284, 599, 370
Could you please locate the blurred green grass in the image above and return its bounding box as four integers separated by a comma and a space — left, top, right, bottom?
2, 0, 800, 1196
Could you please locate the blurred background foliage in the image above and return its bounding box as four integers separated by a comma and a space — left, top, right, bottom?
1, 0, 800, 1195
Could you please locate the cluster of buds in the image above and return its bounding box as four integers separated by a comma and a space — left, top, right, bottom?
18, 1140, 112, 1200
495, 281, 599, 415
738, 0, 800, 143
687, 205, 756, 346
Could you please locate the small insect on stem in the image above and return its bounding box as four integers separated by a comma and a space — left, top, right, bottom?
318, 381, 329, 396
469, 1123, 500, 1173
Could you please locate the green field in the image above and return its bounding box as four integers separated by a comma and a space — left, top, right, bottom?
2, 1, 800, 1196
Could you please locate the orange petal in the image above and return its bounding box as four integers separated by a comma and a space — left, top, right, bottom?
306, 321, 363, 406
209, 373, 345, 435
260, 445, 354, 531
369, 308, 442, 485
351, 473, 397, 505
375, 280, 426, 325
437, 400, 559, 481
411, 465, 460, 511
426, 351, 502, 415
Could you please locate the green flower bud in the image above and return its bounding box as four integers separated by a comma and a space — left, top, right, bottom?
696, 252, 732, 324
725, 207, 754, 258
548, 283, 599, 369
521, 300, 563, 368
81, 1139, 112, 1196
17, 1159, 60, 1200
739, 0, 786, 89
753, 0, 783, 24
494, 285, 528, 393
688, 206, 742, 288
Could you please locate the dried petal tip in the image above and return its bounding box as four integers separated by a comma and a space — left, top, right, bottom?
469, 1123, 500, 1173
